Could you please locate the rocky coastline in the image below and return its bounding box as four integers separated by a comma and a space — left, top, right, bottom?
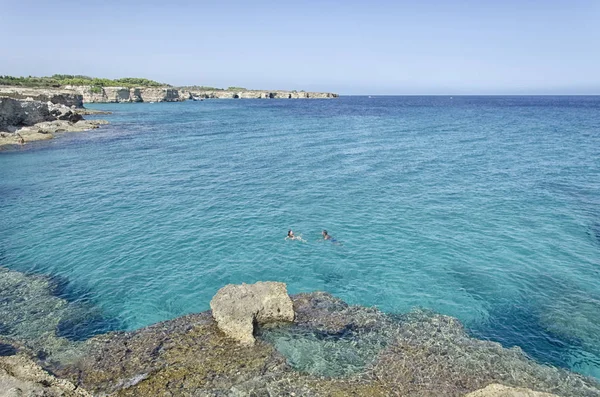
0, 88, 109, 148
0, 83, 337, 148
67, 85, 338, 103
1, 269, 599, 397
2, 85, 338, 105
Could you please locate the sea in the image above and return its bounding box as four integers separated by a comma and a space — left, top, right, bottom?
1, 96, 599, 378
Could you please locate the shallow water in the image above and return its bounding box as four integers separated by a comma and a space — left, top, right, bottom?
1, 96, 599, 378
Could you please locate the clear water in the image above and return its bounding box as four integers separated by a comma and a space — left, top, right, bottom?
1, 96, 599, 377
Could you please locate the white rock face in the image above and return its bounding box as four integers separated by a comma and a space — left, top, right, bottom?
66, 86, 182, 103
210, 281, 295, 345
185, 89, 338, 99
464, 384, 559, 397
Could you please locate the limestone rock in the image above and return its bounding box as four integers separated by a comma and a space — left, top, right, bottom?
0, 97, 109, 147
130, 88, 143, 102
66, 86, 182, 103
0, 98, 52, 131
38, 291, 600, 396
464, 384, 559, 397
210, 282, 294, 344
48, 103, 83, 123
104, 87, 131, 102
139, 87, 180, 102
183, 89, 338, 100
0, 355, 91, 397
25, 119, 107, 135
0, 87, 83, 107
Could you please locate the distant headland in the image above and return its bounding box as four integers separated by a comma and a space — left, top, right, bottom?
0, 75, 337, 148
0, 75, 339, 103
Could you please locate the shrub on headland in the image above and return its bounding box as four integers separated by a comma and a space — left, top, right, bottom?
0, 75, 168, 88
179, 86, 225, 91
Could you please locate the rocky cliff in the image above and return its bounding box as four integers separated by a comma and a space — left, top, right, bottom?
0, 85, 338, 104
0, 87, 83, 107
181, 89, 338, 100
0, 97, 107, 147
73, 86, 338, 102
65, 86, 182, 103
0, 97, 53, 131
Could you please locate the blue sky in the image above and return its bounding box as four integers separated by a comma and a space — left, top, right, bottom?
1, 0, 599, 94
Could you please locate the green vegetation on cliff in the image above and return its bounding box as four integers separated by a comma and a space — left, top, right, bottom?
179, 85, 225, 91
0, 75, 168, 88
179, 86, 249, 91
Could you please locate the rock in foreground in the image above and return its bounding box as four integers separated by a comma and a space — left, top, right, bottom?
210, 281, 294, 345
0, 355, 90, 397
45, 292, 600, 397
2, 269, 599, 396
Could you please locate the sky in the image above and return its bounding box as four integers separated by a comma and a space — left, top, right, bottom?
1, 0, 599, 95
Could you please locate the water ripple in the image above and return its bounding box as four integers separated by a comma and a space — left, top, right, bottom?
1, 96, 599, 378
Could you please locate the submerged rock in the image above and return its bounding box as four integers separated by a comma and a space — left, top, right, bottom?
293, 291, 388, 335
0, 267, 116, 361
465, 383, 559, 396
0, 343, 17, 357
210, 281, 295, 345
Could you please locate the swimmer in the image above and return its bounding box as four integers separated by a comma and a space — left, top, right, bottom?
286, 230, 306, 242
321, 230, 337, 243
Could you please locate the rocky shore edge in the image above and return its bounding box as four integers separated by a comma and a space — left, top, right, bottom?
1, 273, 599, 397
0, 89, 109, 148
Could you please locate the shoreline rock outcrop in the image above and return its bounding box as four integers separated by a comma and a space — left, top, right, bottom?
0, 96, 108, 148
2, 268, 599, 396
210, 281, 295, 345
44, 291, 600, 396
0, 355, 91, 397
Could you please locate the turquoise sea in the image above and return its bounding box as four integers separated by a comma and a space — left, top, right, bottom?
1, 96, 599, 378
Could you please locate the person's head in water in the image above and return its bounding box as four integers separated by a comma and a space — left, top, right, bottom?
288, 230, 294, 238
322, 230, 331, 239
